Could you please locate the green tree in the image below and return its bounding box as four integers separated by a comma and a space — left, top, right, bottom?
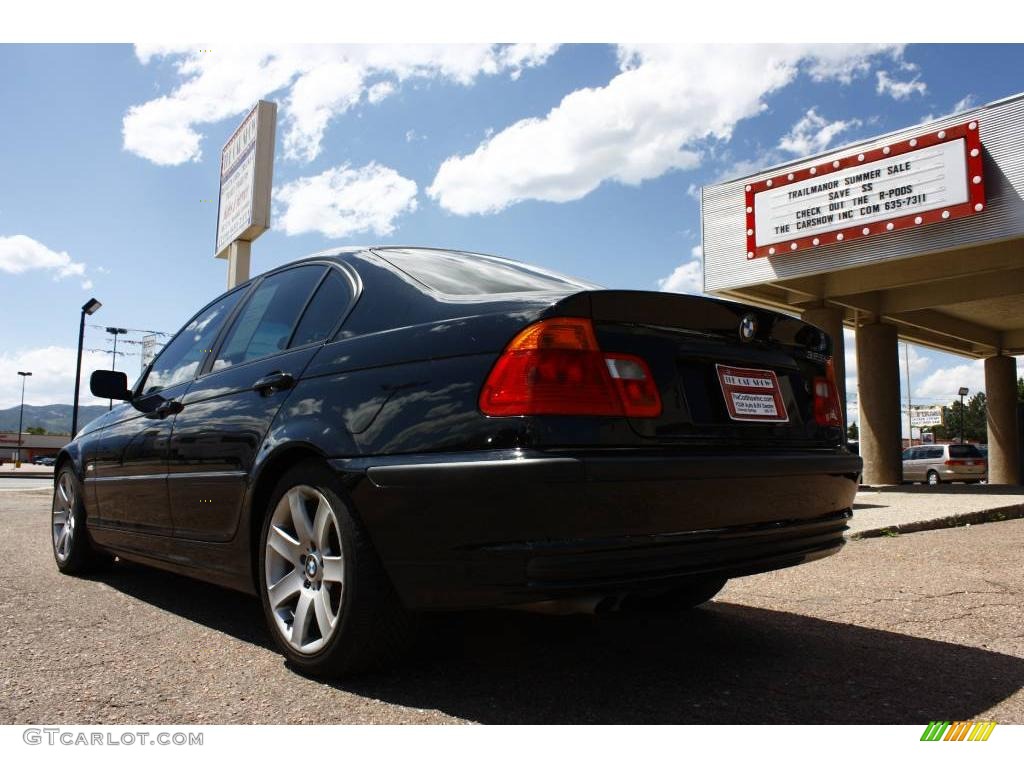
933, 393, 987, 443
847, 421, 859, 440
1017, 376, 1024, 403
25, 426, 46, 435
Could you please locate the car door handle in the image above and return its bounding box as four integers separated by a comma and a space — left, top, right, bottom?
252, 371, 295, 395
145, 400, 183, 419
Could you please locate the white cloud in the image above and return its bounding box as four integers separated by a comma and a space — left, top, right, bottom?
778, 108, 860, 157
428, 44, 902, 215
0, 234, 87, 283
123, 44, 558, 166
915, 359, 986, 400
657, 245, 704, 295
366, 81, 395, 104
899, 343, 932, 379
274, 162, 418, 239
876, 70, 927, 100
0, 346, 110, 410
952, 94, 978, 114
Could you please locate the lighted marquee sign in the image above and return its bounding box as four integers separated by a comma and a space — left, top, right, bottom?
745, 122, 985, 259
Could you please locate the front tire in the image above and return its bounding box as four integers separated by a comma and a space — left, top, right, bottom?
257, 460, 413, 677
52, 466, 113, 574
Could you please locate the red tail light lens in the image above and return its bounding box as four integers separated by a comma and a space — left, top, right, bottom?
813, 359, 843, 428
479, 317, 662, 418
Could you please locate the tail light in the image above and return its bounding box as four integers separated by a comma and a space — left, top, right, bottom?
479, 317, 661, 418
812, 358, 843, 428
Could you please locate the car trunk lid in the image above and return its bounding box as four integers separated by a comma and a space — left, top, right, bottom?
549, 290, 841, 448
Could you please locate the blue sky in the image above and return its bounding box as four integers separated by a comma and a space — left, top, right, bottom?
1, 43, 1022, 412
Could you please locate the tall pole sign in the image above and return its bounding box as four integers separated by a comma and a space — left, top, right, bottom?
215, 100, 277, 288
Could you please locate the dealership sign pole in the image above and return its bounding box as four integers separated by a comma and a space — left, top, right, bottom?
215, 100, 277, 288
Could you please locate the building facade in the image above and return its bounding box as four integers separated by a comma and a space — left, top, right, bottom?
702, 92, 1024, 485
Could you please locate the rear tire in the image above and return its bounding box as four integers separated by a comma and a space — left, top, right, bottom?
927, 470, 941, 486
621, 577, 728, 613
52, 465, 113, 574
257, 460, 413, 677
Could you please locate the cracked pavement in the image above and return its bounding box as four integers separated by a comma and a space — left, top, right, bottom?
1, 487, 1021, 724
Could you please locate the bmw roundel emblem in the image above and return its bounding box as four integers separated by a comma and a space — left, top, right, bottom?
739, 314, 757, 342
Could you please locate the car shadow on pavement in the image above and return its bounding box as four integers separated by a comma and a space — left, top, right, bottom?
344, 603, 1024, 724
92, 562, 1024, 724
89, 560, 275, 651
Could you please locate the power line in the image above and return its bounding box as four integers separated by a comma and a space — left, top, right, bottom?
87, 323, 172, 337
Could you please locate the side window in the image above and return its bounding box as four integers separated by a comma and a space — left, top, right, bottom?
289, 269, 353, 348
930, 447, 945, 459
141, 289, 245, 394
902, 448, 915, 460
212, 266, 325, 371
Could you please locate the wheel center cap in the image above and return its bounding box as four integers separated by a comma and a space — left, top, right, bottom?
305, 557, 319, 579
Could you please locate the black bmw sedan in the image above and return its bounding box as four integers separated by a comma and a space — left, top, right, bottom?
53, 247, 860, 676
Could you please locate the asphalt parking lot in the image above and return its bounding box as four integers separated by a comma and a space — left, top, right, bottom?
1, 485, 1021, 724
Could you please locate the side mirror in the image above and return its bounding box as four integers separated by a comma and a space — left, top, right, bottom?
90, 370, 132, 402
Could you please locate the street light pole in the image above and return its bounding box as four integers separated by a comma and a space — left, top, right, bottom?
16, 371, 32, 467
958, 386, 970, 445
104, 326, 128, 411
72, 298, 102, 438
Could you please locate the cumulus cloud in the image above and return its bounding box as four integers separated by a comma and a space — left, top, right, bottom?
0, 234, 88, 283
274, 162, 418, 239
876, 70, 927, 100
778, 108, 861, 157
123, 44, 559, 166
657, 245, 704, 295
365, 81, 395, 105
428, 44, 903, 215
915, 359, 986, 400
0, 346, 111, 409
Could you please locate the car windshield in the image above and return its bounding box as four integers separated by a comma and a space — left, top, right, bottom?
949, 444, 983, 458
378, 248, 598, 296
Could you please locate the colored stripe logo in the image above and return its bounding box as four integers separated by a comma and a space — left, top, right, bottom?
921, 721, 996, 741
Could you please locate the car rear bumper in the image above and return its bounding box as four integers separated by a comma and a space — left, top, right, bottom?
335, 449, 861, 610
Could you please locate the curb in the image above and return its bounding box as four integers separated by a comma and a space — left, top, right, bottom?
850, 503, 1024, 539
0, 472, 53, 479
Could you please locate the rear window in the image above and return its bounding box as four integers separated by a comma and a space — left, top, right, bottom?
949, 444, 983, 459
378, 248, 594, 296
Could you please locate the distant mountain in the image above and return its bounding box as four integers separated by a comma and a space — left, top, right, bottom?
0, 404, 108, 435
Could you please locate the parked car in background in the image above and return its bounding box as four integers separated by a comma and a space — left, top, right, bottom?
901, 443, 986, 485
52, 246, 860, 676
34, 456, 56, 466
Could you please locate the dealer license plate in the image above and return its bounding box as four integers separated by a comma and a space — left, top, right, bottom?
715, 364, 789, 423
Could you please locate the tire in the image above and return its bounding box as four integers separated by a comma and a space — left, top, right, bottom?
927, 470, 941, 486
52, 465, 113, 574
621, 577, 728, 613
257, 460, 413, 677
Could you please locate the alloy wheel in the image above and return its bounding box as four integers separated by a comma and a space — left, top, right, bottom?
52, 471, 76, 562
264, 485, 345, 654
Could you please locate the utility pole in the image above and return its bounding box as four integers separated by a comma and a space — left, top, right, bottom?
105, 327, 128, 410
904, 342, 913, 447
